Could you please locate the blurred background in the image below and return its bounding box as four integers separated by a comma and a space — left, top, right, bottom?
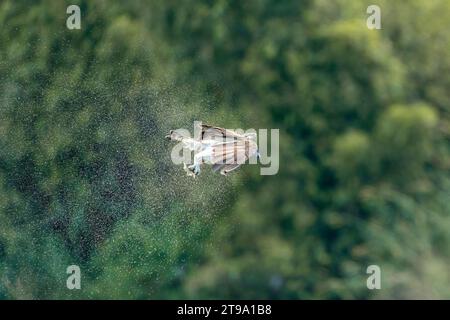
0, 0, 449, 299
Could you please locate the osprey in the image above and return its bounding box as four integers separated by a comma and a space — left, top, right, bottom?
165, 123, 259, 177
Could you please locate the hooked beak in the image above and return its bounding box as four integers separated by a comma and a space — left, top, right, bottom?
165, 130, 173, 140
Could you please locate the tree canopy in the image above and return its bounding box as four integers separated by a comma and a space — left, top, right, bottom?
0, 0, 449, 299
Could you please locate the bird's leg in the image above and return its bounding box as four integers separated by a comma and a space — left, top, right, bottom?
194, 163, 201, 175
183, 162, 197, 178
187, 152, 204, 176
186, 164, 200, 176
187, 162, 201, 176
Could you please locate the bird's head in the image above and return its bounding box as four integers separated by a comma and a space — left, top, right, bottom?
165, 130, 174, 140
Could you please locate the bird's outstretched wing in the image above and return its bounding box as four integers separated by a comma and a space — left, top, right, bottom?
199, 123, 248, 141
210, 138, 258, 175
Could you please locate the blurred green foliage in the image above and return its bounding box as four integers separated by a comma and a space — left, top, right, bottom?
0, 0, 449, 299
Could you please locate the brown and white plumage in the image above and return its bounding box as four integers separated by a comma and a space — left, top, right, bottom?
166, 123, 258, 177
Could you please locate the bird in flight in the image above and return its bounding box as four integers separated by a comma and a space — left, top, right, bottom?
165, 123, 259, 177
